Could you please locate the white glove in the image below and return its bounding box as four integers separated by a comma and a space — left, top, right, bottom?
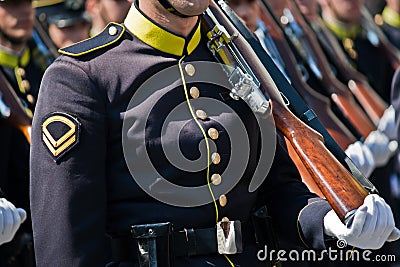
345, 141, 375, 178
0, 198, 26, 246
364, 130, 397, 167
323, 194, 400, 249
378, 106, 397, 140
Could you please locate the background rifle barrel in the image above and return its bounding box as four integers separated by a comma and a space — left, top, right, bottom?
0, 71, 32, 143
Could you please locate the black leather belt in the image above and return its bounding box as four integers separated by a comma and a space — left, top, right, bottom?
110, 222, 253, 262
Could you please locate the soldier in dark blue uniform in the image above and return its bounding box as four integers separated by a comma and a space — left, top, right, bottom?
33, 0, 91, 49
376, 0, 400, 49
85, 0, 133, 37
318, 0, 395, 103
0, 0, 46, 266
30, 1, 399, 266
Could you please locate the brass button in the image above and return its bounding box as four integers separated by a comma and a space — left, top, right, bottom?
185, 64, 195, 76
374, 14, 383, 26
208, 128, 219, 140
219, 194, 227, 207
17, 68, 26, 77
348, 49, 358, 59
211, 173, 221, 186
21, 80, 30, 91
211, 152, 221, 165
196, 109, 207, 120
108, 26, 118, 36
343, 38, 354, 50
26, 94, 35, 104
221, 217, 229, 222
190, 86, 200, 98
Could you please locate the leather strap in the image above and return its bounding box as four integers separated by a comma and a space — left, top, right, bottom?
110, 222, 253, 262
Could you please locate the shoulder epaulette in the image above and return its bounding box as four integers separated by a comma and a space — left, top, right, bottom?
59, 23, 125, 57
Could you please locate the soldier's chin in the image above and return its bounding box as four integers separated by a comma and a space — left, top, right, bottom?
174, 3, 209, 17
4, 34, 30, 45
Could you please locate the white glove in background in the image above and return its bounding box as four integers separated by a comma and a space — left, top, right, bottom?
0, 198, 26, 246
345, 141, 375, 178
323, 194, 400, 249
364, 130, 397, 167
378, 106, 397, 140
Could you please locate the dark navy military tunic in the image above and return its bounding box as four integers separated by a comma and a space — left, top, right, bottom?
324, 21, 395, 104
30, 3, 331, 267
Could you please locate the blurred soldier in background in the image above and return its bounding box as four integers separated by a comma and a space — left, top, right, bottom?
365, 0, 386, 15
318, 0, 395, 103
85, 0, 132, 36
0, 0, 46, 266
376, 0, 400, 49
34, 0, 90, 49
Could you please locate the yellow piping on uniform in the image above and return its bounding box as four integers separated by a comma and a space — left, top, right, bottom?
124, 4, 201, 56
178, 57, 235, 267
32, 0, 64, 8
178, 56, 219, 221
58, 22, 125, 56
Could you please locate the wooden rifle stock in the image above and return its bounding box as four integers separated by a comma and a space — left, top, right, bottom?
0, 71, 32, 143
266, 0, 376, 139
208, 0, 368, 221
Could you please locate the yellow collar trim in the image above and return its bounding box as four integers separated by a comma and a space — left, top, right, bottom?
123, 4, 201, 56
324, 20, 361, 40
382, 6, 400, 29
32, 0, 64, 8
0, 48, 30, 69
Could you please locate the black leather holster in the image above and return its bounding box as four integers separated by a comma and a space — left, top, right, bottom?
130, 222, 174, 267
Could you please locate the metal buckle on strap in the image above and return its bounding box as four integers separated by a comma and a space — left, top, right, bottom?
216, 220, 243, 254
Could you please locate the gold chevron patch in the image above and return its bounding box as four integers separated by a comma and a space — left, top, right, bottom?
41, 112, 80, 161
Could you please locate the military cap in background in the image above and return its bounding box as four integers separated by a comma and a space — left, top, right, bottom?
0, 0, 32, 3
33, 0, 90, 28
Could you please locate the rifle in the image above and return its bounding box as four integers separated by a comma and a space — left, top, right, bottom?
256, 0, 357, 150
0, 71, 32, 143
301, 8, 388, 125
254, 0, 358, 196
265, 0, 376, 139
32, 16, 59, 66
204, 0, 369, 222
208, 1, 377, 196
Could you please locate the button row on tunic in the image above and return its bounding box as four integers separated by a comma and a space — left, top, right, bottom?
184, 62, 229, 209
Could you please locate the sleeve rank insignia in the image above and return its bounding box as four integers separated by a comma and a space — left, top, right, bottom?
41, 112, 81, 162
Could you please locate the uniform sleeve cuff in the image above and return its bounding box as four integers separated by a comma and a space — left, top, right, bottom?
297, 198, 332, 250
